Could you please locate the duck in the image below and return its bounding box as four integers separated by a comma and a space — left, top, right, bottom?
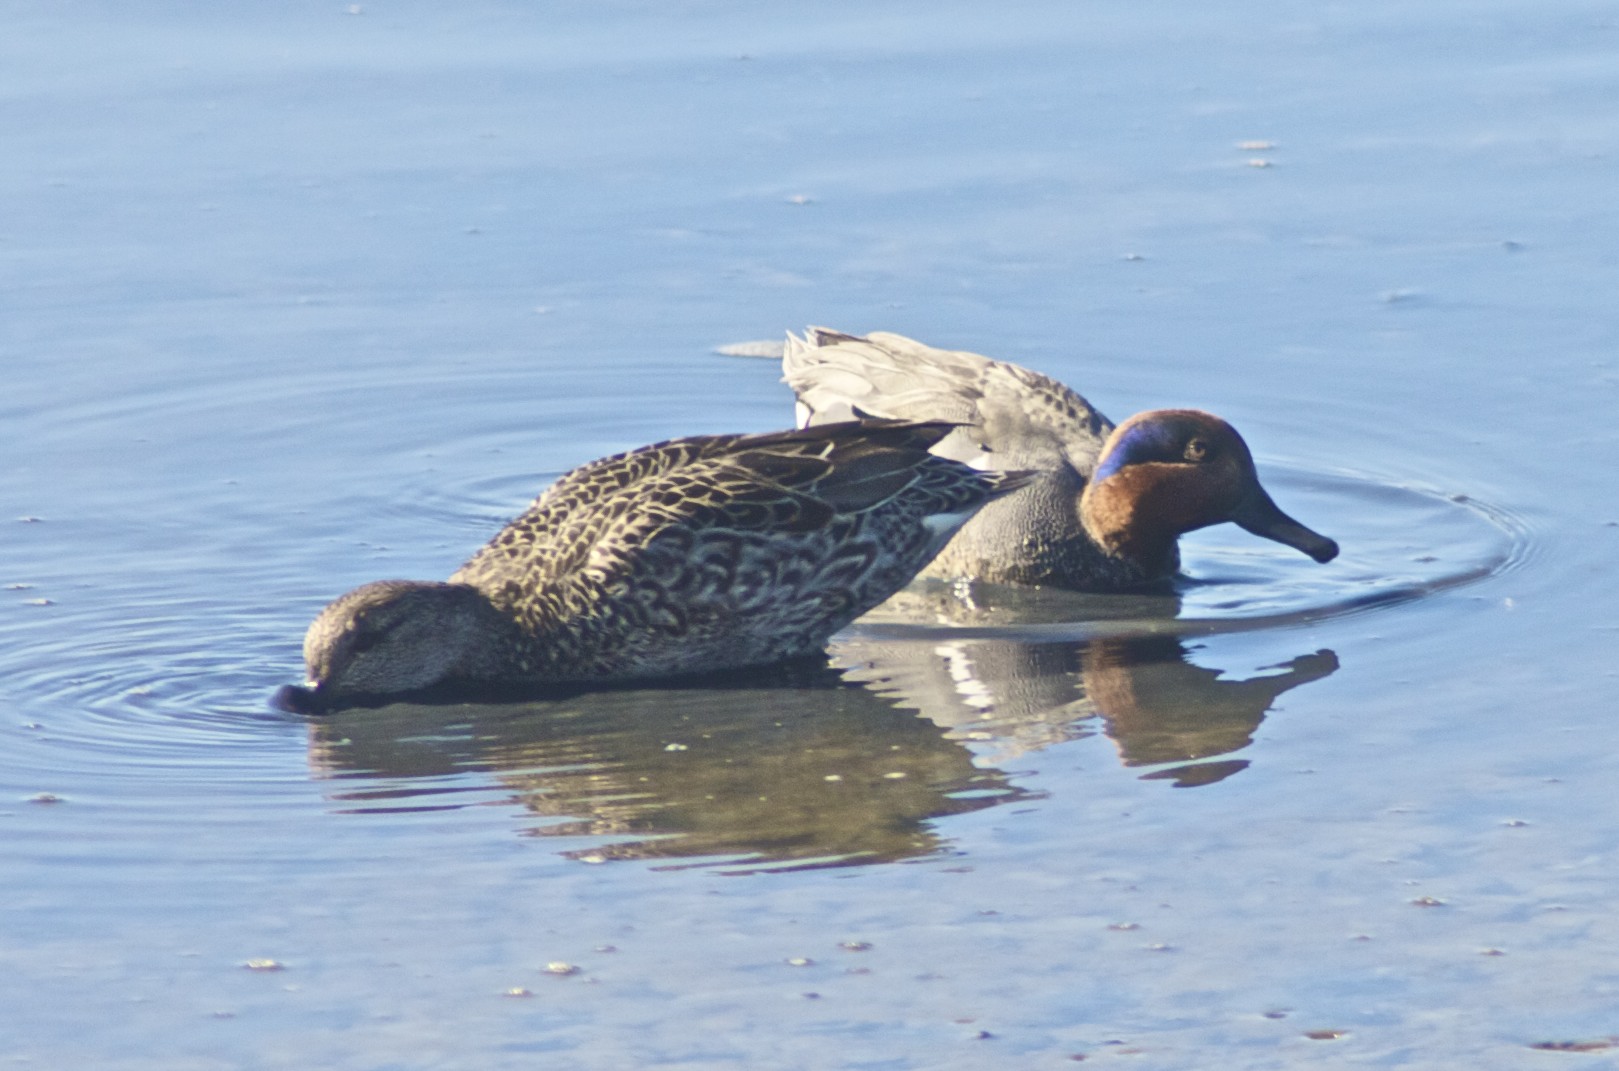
297, 418, 1031, 703
783, 329, 1338, 590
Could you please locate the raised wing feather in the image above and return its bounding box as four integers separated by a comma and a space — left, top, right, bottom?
784, 328, 1115, 478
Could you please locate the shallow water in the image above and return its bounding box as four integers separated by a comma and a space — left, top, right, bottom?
5, 1, 1619, 1068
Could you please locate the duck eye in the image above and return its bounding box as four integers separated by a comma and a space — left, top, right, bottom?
1184, 438, 1210, 462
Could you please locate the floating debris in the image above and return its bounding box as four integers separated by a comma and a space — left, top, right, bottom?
543, 962, 580, 976
838, 941, 872, 953
1531, 1037, 1618, 1053
714, 340, 786, 359
1238, 140, 1276, 151
1304, 1029, 1347, 1041
27, 792, 64, 804
1411, 896, 1447, 907
785, 957, 814, 968
242, 959, 285, 972
504, 987, 533, 998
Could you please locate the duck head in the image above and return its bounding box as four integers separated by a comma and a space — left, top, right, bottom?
301, 579, 514, 701
1079, 409, 1339, 578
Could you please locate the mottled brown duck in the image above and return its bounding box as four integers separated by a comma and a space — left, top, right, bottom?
298, 419, 1030, 703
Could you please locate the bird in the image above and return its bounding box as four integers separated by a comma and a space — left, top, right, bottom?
782, 329, 1338, 590
297, 419, 1032, 703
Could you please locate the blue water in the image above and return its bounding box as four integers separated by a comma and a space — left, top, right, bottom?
5, 2, 1618, 1067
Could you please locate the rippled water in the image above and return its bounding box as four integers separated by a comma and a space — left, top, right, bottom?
6, 2, 1619, 1068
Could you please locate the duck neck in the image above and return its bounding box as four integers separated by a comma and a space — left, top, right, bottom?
1079, 471, 1183, 581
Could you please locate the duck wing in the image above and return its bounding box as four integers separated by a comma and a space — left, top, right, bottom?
450, 419, 1022, 598
450, 434, 729, 591
783, 328, 1116, 480
720, 418, 1021, 515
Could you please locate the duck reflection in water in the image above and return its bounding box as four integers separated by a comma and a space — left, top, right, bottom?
833, 628, 1336, 789
305, 608, 1336, 868
305, 665, 1035, 872
838, 582, 1338, 787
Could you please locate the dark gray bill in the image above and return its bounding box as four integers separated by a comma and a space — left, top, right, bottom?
1233, 489, 1340, 563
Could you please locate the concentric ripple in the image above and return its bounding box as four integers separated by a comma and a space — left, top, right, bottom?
847, 466, 1529, 643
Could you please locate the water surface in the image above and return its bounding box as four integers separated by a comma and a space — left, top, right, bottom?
5, 2, 1618, 1068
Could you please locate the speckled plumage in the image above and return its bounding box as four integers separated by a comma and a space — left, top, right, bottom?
784, 329, 1338, 589
299, 419, 1030, 701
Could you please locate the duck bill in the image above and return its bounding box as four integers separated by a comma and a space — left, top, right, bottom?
270, 682, 326, 715
1232, 489, 1340, 563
